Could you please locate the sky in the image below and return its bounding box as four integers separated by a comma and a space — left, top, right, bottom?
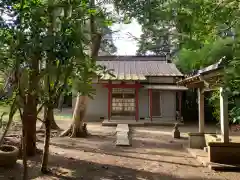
111, 20, 142, 55
103, 3, 142, 56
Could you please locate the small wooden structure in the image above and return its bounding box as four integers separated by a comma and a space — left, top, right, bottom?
74, 55, 188, 124
178, 58, 240, 165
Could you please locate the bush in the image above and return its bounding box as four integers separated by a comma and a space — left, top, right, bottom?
208, 90, 220, 122
230, 106, 240, 124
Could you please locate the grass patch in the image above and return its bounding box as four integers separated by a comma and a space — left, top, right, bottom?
0, 105, 20, 123
53, 109, 72, 121
0, 104, 72, 124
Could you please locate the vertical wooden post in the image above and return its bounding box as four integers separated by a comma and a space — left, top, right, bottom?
108, 82, 112, 121
198, 88, 205, 133
135, 88, 139, 121
220, 87, 229, 143
178, 92, 182, 117
149, 89, 153, 121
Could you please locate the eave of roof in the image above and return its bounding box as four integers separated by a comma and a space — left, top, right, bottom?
96, 57, 183, 81
144, 85, 188, 91
177, 57, 225, 86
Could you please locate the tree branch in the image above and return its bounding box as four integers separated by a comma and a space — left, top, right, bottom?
90, 0, 102, 59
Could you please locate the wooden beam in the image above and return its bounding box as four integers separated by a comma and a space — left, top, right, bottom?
178, 92, 182, 117
186, 81, 205, 89
103, 82, 143, 89
149, 89, 153, 121
107, 81, 112, 121
220, 87, 229, 143
135, 88, 139, 121
198, 88, 205, 133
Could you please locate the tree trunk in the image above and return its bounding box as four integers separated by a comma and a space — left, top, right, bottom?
21, 48, 39, 156
22, 94, 37, 156
41, 106, 53, 174
40, 107, 60, 130
60, 0, 100, 138
60, 94, 88, 137
57, 93, 64, 111
40, 53, 60, 130
0, 102, 17, 146
22, 123, 28, 180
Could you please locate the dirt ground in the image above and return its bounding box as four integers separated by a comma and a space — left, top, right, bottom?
1, 121, 240, 180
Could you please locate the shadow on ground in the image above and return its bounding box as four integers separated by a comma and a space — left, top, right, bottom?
50, 142, 203, 168
0, 153, 222, 180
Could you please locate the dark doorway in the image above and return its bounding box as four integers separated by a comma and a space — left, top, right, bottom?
152, 91, 161, 116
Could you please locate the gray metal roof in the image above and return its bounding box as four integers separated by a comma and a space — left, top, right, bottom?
185, 57, 225, 78
97, 56, 183, 80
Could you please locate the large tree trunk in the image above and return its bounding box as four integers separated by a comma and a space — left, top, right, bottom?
22, 53, 39, 156
60, 94, 88, 137
41, 106, 53, 174
22, 94, 37, 156
40, 107, 60, 130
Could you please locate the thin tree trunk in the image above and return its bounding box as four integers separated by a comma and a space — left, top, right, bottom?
40, 55, 60, 131
58, 93, 64, 111
0, 102, 17, 146
40, 107, 60, 130
60, 94, 88, 137
41, 106, 53, 174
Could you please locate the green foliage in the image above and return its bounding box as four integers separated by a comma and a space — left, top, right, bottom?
0, 0, 116, 108
175, 37, 234, 73
208, 90, 220, 121
115, 0, 238, 54
113, 0, 240, 123
224, 39, 240, 95
230, 107, 240, 124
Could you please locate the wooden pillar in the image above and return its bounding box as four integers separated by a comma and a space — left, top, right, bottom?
135, 88, 139, 121
149, 89, 153, 121
198, 88, 205, 133
108, 87, 112, 121
178, 92, 182, 117
220, 87, 229, 143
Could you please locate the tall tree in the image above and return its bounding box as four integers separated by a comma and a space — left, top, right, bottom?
60, 0, 113, 137
0, 0, 43, 156
114, 0, 238, 53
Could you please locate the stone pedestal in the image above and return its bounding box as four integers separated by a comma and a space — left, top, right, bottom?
203, 146, 208, 152
188, 132, 205, 149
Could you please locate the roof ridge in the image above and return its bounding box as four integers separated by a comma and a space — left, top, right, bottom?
97, 60, 174, 64
97, 55, 168, 61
